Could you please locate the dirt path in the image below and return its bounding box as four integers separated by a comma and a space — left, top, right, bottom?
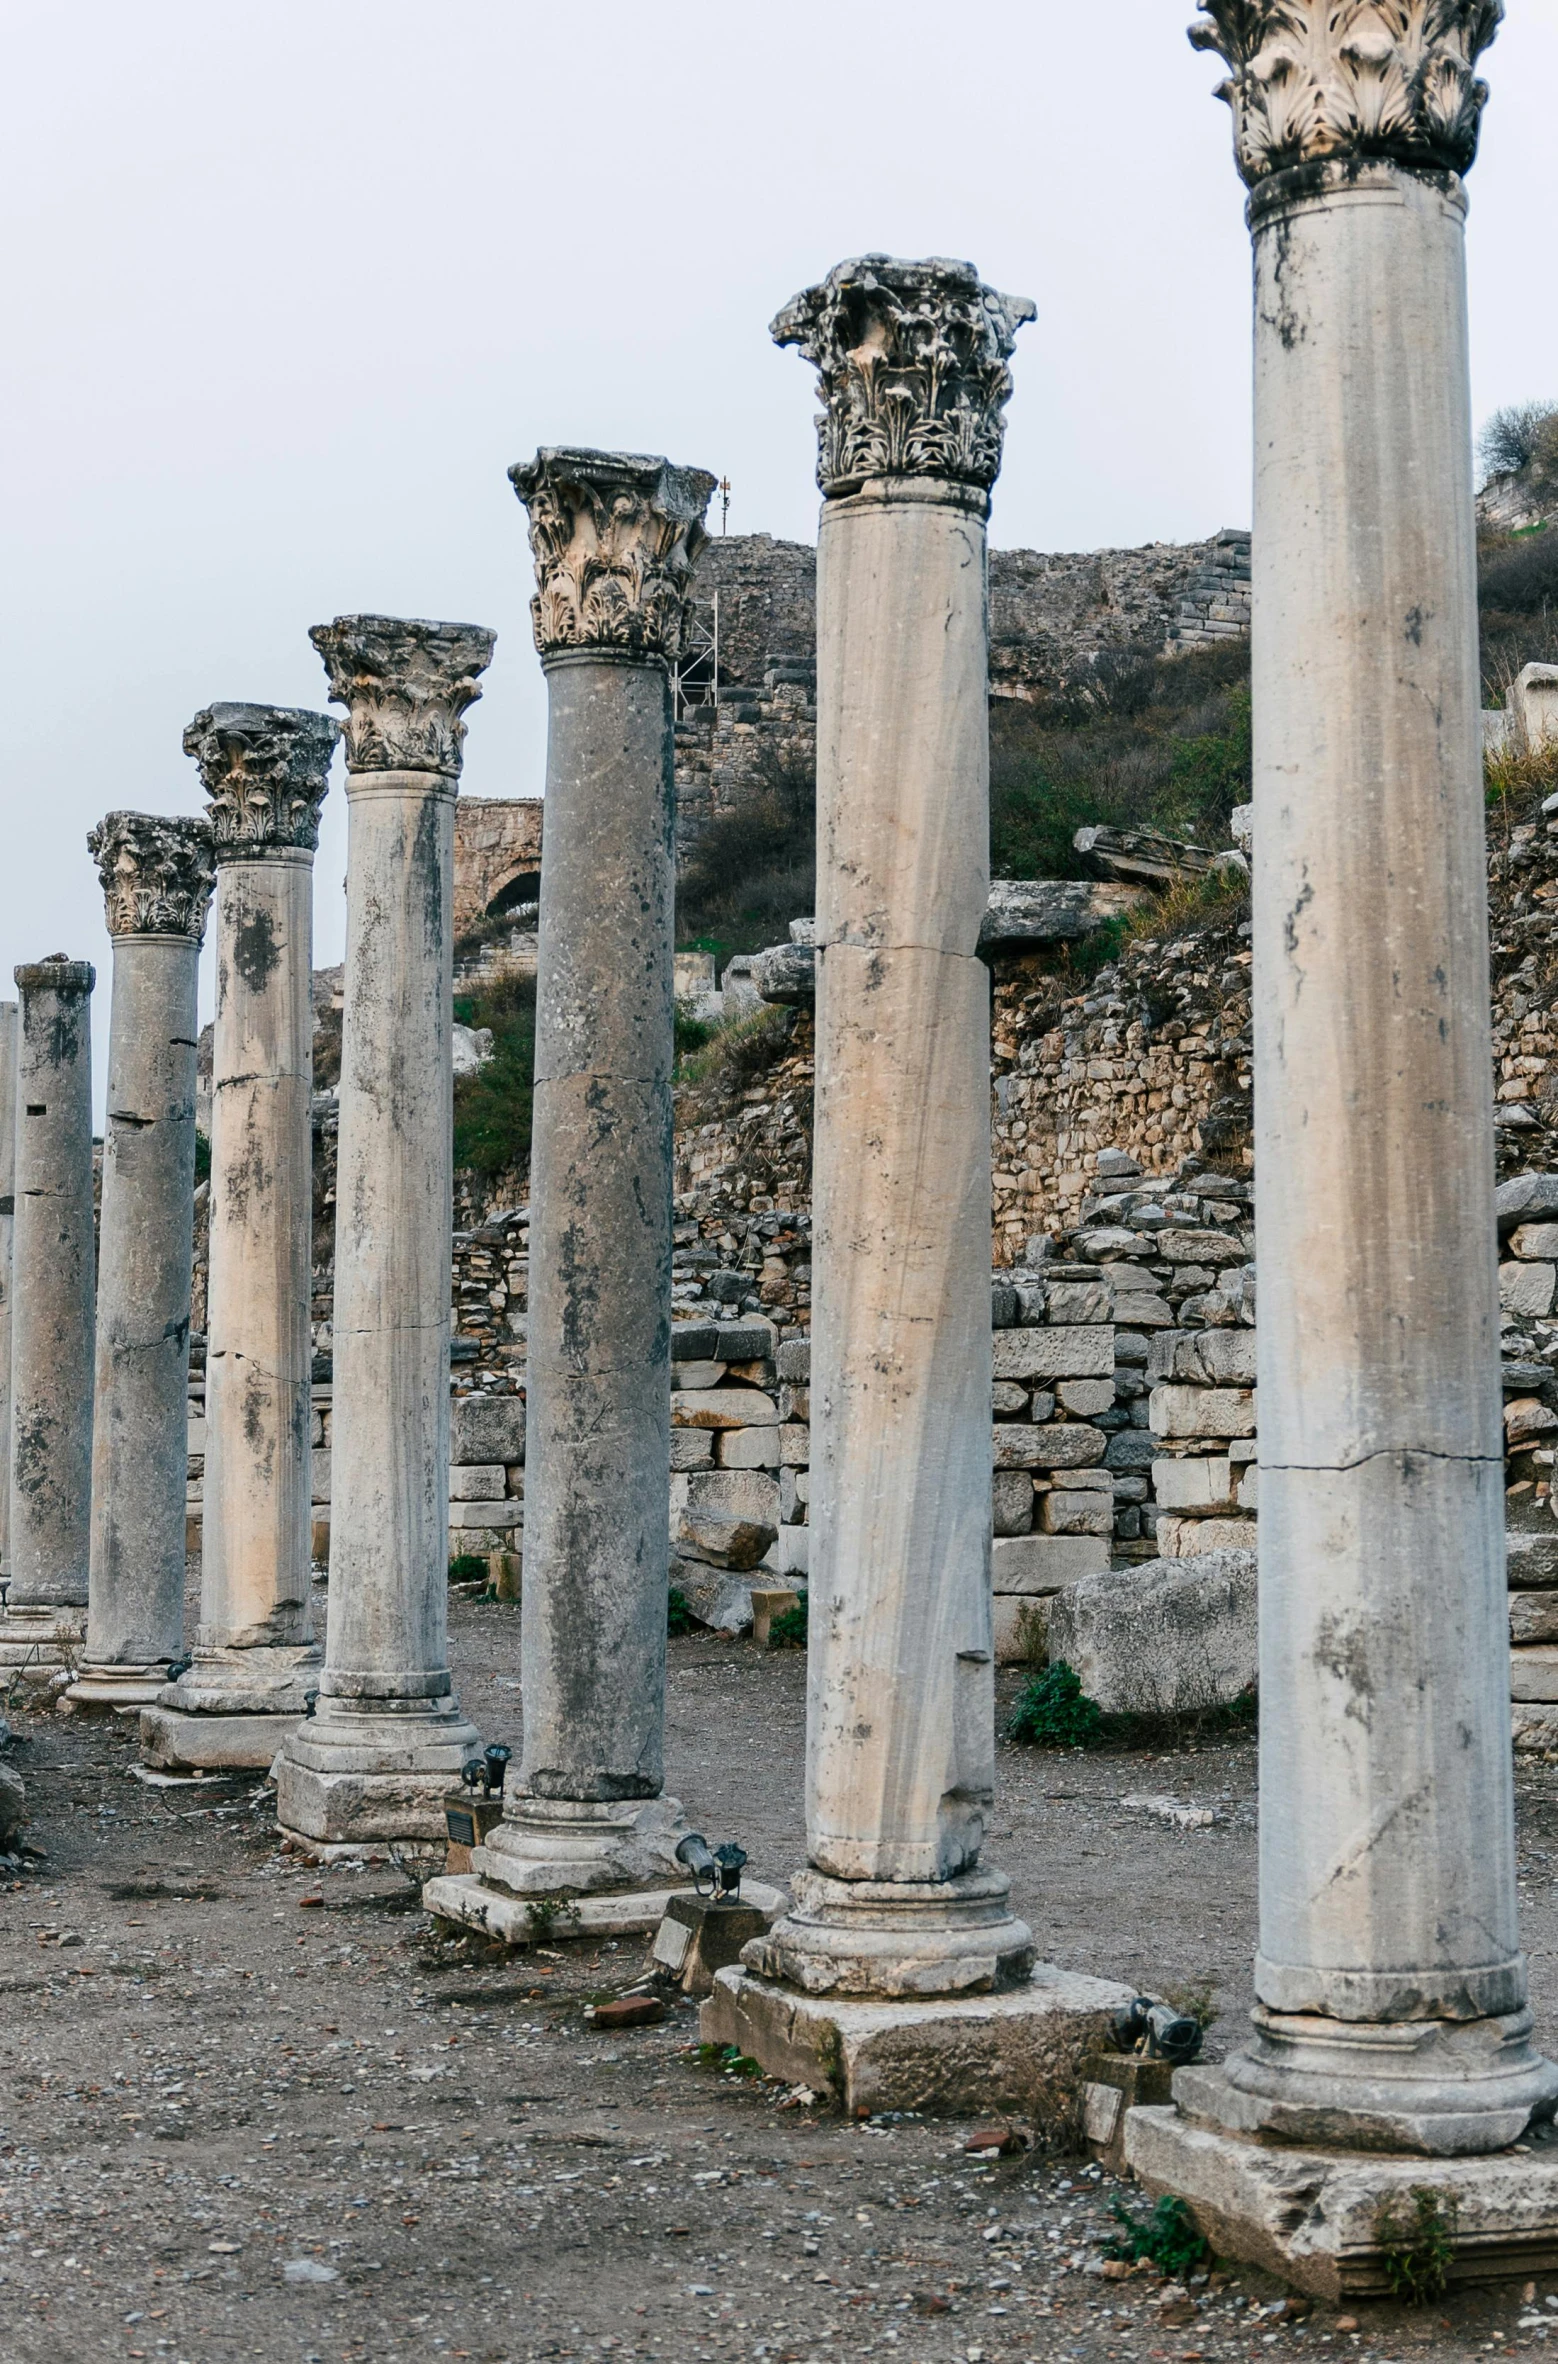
2, 1592, 1558, 2362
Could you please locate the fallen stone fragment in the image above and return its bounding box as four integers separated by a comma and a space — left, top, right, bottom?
674, 1509, 777, 1572
963, 2119, 1026, 2156
1120, 1793, 1219, 1831
1046, 1552, 1256, 1715
590, 1994, 665, 2029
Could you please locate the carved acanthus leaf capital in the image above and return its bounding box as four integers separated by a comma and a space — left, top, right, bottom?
510, 449, 717, 662
771, 255, 1035, 501
88, 812, 217, 942
1189, 1, 1503, 186
183, 704, 339, 855
310, 615, 496, 777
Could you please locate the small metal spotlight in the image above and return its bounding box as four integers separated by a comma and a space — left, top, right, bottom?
1113, 1994, 1202, 2067
483, 1744, 511, 1794
674, 1832, 748, 1902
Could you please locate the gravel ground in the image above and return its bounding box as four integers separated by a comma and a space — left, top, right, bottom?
4, 1583, 1558, 2362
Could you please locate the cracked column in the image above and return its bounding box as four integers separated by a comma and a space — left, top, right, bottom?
72, 814, 215, 1710
0, 1000, 18, 1580
424, 448, 726, 1942
0, 957, 96, 1670
1126, 3, 1558, 2294
701, 258, 1131, 2113
273, 616, 491, 1855
141, 704, 337, 1769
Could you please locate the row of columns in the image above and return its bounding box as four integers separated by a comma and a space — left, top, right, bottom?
4, 0, 1556, 2263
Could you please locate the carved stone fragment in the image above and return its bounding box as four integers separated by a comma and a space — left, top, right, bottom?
770, 253, 1034, 499
87, 811, 216, 942
1189, 1, 1503, 186
510, 448, 716, 661
309, 615, 496, 777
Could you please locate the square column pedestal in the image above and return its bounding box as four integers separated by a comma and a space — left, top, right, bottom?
705, 1958, 1135, 2124
1127, 2070, 1558, 2298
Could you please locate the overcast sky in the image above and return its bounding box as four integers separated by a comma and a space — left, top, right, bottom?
5, 0, 1556, 1107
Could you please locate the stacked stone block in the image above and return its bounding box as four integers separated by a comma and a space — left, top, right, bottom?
667, 1317, 787, 1627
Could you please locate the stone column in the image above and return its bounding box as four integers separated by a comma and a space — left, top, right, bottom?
423, 448, 721, 1940
273, 616, 492, 1855
700, 260, 1131, 2111
72, 815, 215, 1709
0, 957, 96, 1669
141, 704, 337, 1769
1127, 2, 1558, 2293
0, 1001, 18, 1579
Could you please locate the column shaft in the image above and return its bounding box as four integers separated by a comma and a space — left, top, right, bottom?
0, 1002, 18, 1578
201, 851, 316, 1661
807, 484, 995, 1882
519, 652, 675, 1802
81, 935, 204, 1690
2, 960, 95, 1659
325, 774, 457, 1683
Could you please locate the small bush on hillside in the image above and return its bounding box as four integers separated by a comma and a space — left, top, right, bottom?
448, 1554, 487, 1586
1480, 400, 1558, 484
453, 974, 535, 1177
767, 1599, 808, 1650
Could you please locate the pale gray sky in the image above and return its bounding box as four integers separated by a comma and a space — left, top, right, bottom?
5, 0, 1556, 1108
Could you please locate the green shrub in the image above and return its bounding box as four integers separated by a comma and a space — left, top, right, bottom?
1375, 2187, 1459, 2305
194, 1128, 211, 1184
674, 1009, 716, 1060
667, 1588, 697, 1637
1005, 1661, 1102, 1749
768, 1600, 808, 1650
453, 974, 535, 1178
448, 1554, 487, 1586
1104, 2195, 1210, 2279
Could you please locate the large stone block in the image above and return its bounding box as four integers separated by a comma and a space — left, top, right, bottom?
1045, 1551, 1256, 1713
1508, 1533, 1558, 1590
1501, 1262, 1557, 1319
670, 1429, 713, 1470
1150, 1385, 1256, 1440
1511, 1592, 1558, 1645
1170, 1330, 1258, 1387
718, 1426, 782, 1470
685, 1469, 780, 1526
672, 1388, 779, 1430
991, 1533, 1108, 1594
993, 1594, 1050, 1663
993, 1423, 1106, 1471
139, 1706, 300, 1771
675, 1508, 776, 1572
1156, 1229, 1246, 1265
1510, 1223, 1558, 1262
702, 1962, 1135, 2125
1510, 1646, 1558, 1703
450, 1395, 525, 1465
1040, 1492, 1113, 1537
991, 1468, 1034, 1537
1126, 2096, 1558, 2299
447, 1499, 521, 1530
1152, 1455, 1234, 1512
1497, 1173, 1558, 1232
992, 1326, 1114, 1383
1156, 1513, 1257, 1559
449, 1463, 507, 1502
775, 1339, 811, 1384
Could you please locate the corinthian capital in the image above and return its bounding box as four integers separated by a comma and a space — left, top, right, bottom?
183, 703, 339, 855
771, 255, 1035, 501
310, 615, 496, 778
1190, 1, 1502, 187
509, 449, 717, 662
88, 812, 217, 943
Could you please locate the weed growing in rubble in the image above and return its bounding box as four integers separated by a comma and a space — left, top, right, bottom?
1374, 2187, 1460, 2304
448, 1554, 487, 1586
767, 1599, 808, 1650
667, 1588, 697, 1637
1104, 2194, 1210, 2278
1006, 1661, 1103, 1749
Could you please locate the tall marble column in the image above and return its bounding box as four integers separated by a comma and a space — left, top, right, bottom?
274, 616, 491, 1854
1127, 1, 1558, 2293
72, 814, 215, 1710
424, 448, 725, 1941
0, 957, 96, 1669
701, 260, 1130, 2109
0, 1001, 19, 1580
141, 704, 337, 1769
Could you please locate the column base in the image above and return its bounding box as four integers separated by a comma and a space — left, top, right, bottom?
703, 1960, 1135, 2123
272, 1694, 481, 1849
1213, 2007, 1558, 2156
68, 1663, 173, 1712
0, 1604, 87, 1671
1127, 2079, 1558, 2298
424, 1867, 786, 1946
746, 1866, 1037, 1998
157, 1643, 322, 1718
474, 1793, 697, 1898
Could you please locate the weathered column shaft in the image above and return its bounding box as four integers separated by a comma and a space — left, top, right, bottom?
808, 480, 995, 1884
3, 958, 96, 1650
521, 649, 677, 1801
141, 703, 336, 1769
77, 814, 215, 1704
274, 615, 491, 1853
0, 1001, 18, 1578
